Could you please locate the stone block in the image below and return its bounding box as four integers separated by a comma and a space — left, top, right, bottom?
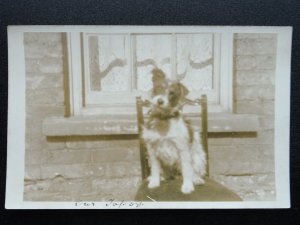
92, 162, 141, 178
24, 165, 41, 180
209, 144, 273, 162
259, 144, 275, 158
24, 177, 93, 197
235, 86, 259, 100
92, 147, 139, 163
26, 106, 64, 136
26, 72, 44, 78
24, 41, 63, 59
103, 162, 141, 178
23, 191, 58, 201
26, 117, 44, 137
230, 134, 259, 145
110, 189, 139, 201
235, 70, 275, 86
258, 86, 275, 100
47, 177, 92, 194
235, 55, 256, 70
235, 100, 274, 115
40, 164, 93, 179
234, 33, 276, 40
91, 163, 106, 177
26, 177, 64, 193
256, 55, 276, 70
25, 150, 46, 165
23, 191, 74, 201
235, 55, 276, 71
26, 89, 64, 106
255, 38, 277, 55
60, 178, 93, 195
25, 134, 65, 153
209, 144, 275, 175
42, 150, 92, 165
74, 192, 113, 201
236, 144, 274, 159
24, 180, 48, 192
26, 105, 64, 119
209, 145, 238, 160
210, 157, 274, 175
261, 100, 275, 115
25, 134, 47, 151
26, 105, 64, 139
66, 137, 138, 150
25, 59, 40, 73
25, 57, 64, 74
208, 137, 234, 146
92, 176, 140, 191
91, 176, 140, 200
38, 57, 65, 74
235, 37, 276, 56
235, 85, 274, 101
257, 130, 275, 144
234, 39, 256, 55
24, 33, 63, 45
235, 100, 261, 114
26, 73, 64, 90
259, 115, 275, 129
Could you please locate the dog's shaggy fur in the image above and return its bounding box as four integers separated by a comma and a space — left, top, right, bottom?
142, 69, 207, 194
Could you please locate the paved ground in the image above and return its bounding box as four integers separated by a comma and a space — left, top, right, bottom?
24, 174, 275, 202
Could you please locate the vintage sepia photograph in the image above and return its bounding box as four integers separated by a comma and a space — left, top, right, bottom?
6, 26, 291, 209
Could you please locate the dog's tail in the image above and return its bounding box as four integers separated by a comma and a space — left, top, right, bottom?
191, 131, 207, 177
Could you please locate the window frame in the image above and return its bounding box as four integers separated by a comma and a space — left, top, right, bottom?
66, 28, 233, 116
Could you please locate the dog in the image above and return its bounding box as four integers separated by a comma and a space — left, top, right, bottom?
142, 69, 207, 194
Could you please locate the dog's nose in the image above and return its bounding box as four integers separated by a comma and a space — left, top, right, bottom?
157, 98, 164, 105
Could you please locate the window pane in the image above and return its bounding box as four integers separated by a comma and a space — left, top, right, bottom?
89, 35, 128, 92
176, 34, 213, 91
135, 34, 172, 91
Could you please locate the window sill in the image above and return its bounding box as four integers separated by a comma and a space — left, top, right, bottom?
42, 113, 259, 136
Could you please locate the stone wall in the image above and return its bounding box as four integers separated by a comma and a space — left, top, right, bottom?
210, 33, 276, 200
24, 33, 141, 201
24, 32, 276, 201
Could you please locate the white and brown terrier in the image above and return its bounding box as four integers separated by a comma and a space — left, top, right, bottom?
142, 69, 206, 194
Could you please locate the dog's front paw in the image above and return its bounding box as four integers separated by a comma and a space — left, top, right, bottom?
148, 176, 160, 189
181, 181, 194, 194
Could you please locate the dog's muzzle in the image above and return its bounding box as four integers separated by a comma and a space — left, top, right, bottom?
157, 98, 164, 106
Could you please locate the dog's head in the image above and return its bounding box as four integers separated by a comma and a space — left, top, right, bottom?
149, 69, 189, 119
151, 68, 168, 96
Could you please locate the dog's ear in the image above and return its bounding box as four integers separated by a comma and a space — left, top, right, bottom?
168, 81, 189, 107
178, 82, 189, 99
151, 68, 167, 96
152, 68, 167, 84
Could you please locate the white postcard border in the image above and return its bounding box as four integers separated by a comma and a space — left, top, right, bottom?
6, 25, 292, 209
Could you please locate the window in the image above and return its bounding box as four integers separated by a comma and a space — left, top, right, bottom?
66, 28, 233, 116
